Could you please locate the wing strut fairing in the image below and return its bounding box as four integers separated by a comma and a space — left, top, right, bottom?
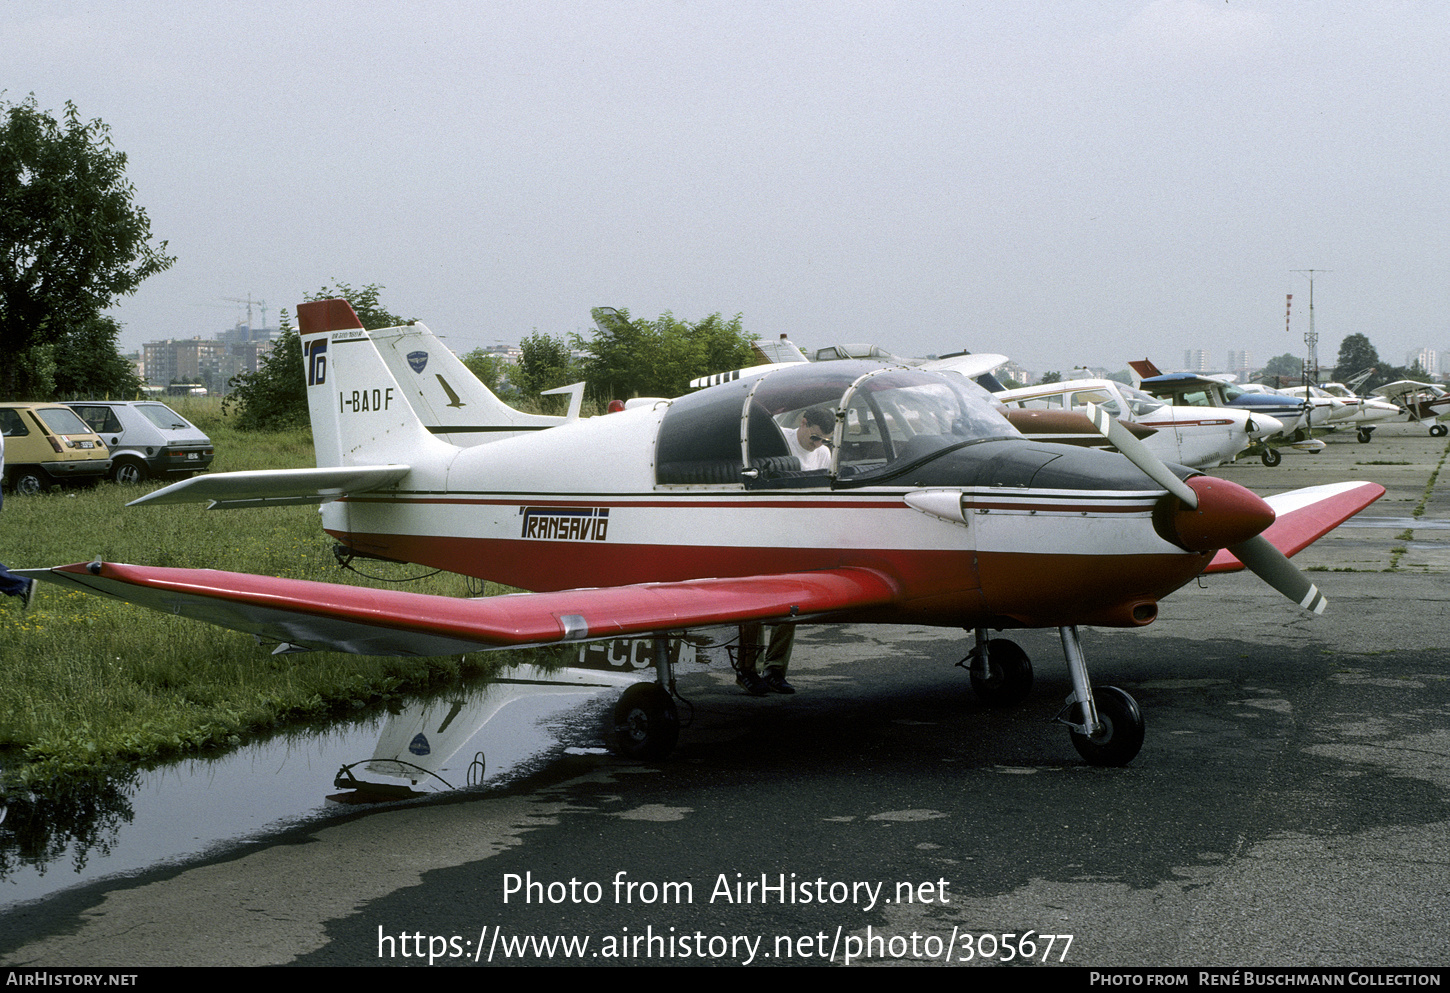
25, 562, 902, 656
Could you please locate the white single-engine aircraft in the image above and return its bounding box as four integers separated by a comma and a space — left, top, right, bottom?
994, 377, 1278, 470
1372, 380, 1450, 437
25, 300, 1385, 767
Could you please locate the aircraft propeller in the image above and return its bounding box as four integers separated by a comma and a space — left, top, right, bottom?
1083, 403, 1327, 614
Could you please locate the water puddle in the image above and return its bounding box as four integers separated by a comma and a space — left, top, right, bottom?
0, 644, 721, 910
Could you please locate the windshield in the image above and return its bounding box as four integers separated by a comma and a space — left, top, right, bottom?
137, 403, 194, 430
830, 368, 1017, 479
1119, 385, 1166, 417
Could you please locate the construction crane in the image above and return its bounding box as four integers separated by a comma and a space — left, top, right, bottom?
222, 295, 269, 331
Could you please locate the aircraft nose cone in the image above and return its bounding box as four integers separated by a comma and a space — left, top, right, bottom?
1249, 414, 1283, 440
1157, 475, 1275, 552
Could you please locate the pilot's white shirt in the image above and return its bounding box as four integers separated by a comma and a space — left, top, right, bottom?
784, 427, 832, 470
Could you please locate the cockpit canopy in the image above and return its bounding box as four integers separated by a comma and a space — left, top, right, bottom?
655, 360, 1019, 487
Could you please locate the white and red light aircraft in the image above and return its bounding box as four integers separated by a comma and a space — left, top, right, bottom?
25, 300, 1384, 766
994, 377, 1279, 469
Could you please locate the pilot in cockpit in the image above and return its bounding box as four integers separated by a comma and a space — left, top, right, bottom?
782, 405, 834, 471
734, 405, 833, 696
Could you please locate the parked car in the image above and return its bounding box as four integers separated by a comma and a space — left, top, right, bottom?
0, 403, 113, 494
66, 401, 215, 483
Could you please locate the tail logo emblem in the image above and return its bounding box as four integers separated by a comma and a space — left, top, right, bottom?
304, 339, 327, 386
407, 350, 429, 373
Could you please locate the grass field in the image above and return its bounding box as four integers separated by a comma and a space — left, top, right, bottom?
0, 397, 552, 785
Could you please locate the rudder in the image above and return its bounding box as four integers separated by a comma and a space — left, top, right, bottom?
297, 299, 449, 468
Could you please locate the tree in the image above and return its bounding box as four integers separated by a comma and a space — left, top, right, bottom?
51, 314, 142, 398
1257, 352, 1304, 386
225, 282, 408, 430
224, 321, 306, 431
511, 331, 578, 402
460, 348, 507, 395
1333, 334, 1379, 379
576, 308, 756, 402
1040, 371, 1062, 384
1333, 334, 1384, 389
0, 95, 175, 398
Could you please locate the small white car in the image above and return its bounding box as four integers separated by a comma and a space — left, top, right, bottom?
66, 401, 215, 483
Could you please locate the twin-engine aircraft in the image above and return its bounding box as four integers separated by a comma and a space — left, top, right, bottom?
26, 300, 1383, 766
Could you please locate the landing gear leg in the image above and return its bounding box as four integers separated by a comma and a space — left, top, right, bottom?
613, 634, 682, 760
1054, 625, 1145, 766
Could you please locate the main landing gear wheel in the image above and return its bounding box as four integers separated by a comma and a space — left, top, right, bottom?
969, 639, 1033, 707
613, 683, 680, 760
1431, 423, 1448, 438
1260, 448, 1282, 467
1068, 686, 1145, 767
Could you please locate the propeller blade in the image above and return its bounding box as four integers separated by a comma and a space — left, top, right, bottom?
1228, 534, 1328, 614
1082, 401, 1327, 613
1081, 402, 1199, 508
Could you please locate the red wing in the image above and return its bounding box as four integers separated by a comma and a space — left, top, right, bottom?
1207, 481, 1384, 573
28, 562, 902, 656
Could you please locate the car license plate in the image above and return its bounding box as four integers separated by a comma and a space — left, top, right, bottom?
187, 452, 200, 460
77, 441, 94, 449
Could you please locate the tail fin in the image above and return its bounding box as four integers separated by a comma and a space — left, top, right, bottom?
368, 323, 564, 446
297, 299, 452, 468
1127, 358, 1162, 386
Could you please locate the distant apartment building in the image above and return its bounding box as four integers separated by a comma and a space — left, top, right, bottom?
1183, 349, 1210, 373
143, 325, 279, 392
144, 338, 229, 386
1226, 350, 1253, 379
1407, 347, 1439, 377
995, 360, 1030, 385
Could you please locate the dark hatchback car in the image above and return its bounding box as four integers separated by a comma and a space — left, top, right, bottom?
67, 401, 215, 483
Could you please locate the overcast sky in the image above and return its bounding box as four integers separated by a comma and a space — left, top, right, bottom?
6, 0, 1448, 376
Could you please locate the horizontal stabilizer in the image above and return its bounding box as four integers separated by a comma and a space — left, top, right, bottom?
23, 562, 902, 656
1206, 481, 1385, 572
126, 466, 411, 510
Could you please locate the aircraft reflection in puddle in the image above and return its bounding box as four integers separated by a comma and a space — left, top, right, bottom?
330, 649, 706, 802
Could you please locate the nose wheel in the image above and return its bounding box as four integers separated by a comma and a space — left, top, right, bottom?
1055, 626, 1145, 766
1065, 686, 1144, 766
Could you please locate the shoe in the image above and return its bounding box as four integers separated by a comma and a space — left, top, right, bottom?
20, 579, 34, 611
736, 669, 768, 696
763, 670, 795, 694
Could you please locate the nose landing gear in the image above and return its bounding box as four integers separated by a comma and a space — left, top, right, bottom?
1055, 625, 1145, 767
